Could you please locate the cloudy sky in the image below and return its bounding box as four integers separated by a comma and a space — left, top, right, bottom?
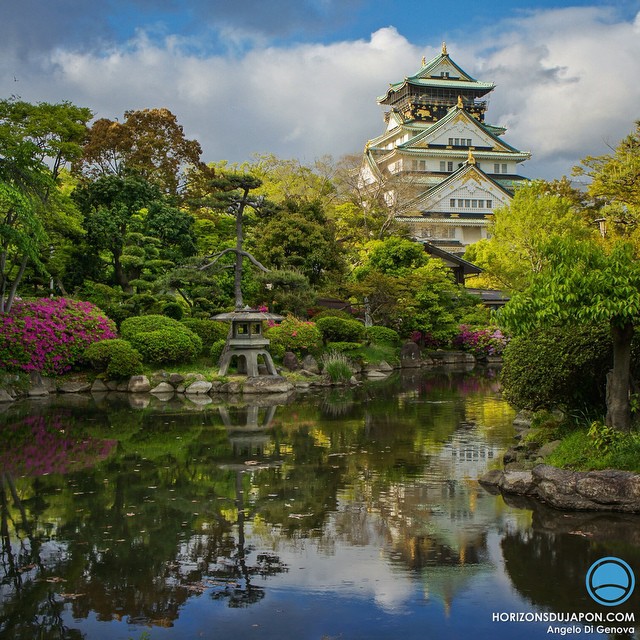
2, 0, 639, 180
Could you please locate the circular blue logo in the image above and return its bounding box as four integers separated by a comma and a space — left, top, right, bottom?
586, 557, 635, 606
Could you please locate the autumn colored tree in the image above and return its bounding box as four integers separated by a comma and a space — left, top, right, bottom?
78, 108, 203, 196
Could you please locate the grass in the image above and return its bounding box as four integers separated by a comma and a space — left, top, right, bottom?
546, 427, 640, 472
354, 343, 399, 365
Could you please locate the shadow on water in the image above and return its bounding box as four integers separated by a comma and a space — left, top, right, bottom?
1, 369, 638, 639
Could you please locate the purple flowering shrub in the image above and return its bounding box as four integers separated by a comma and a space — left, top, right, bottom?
0, 297, 117, 375
452, 325, 509, 359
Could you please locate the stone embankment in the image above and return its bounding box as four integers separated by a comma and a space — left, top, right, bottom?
0, 345, 496, 403
480, 410, 640, 513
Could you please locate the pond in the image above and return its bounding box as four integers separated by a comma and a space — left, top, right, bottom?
1, 370, 639, 640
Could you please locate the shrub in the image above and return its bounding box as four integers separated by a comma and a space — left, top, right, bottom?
315, 316, 365, 343
162, 301, 184, 320
321, 350, 354, 383
264, 316, 322, 358
311, 308, 354, 320
452, 325, 508, 358
84, 339, 143, 379
128, 329, 201, 364
325, 341, 362, 354
210, 339, 227, 365
120, 315, 202, 364
182, 318, 229, 352
364, 326, 400, 346
500, 323, 614, 411
0, 297, 116, 375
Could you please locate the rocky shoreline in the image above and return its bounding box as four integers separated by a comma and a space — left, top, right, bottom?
480, 410, 640, 513
0, 348, 485, 403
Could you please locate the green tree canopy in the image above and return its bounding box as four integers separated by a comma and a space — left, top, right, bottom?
499, 237, 640, 431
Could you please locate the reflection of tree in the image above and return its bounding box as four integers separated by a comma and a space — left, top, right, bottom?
0, 370, 518, 635
501, 496, 640, 624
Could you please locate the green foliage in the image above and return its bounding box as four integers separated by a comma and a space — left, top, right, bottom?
500, 323, 612, 410
264, 316, 322, 358
258, 268, 315, 317
181, 318, 229, 351
84, 339, 143, 379
363, 325, 400, 346
162, 301, 184, 320
315, 316, 364, 343
321, 350, 354, 383
120, 314, 202, 364
128, 329, 201, 365
547, 428, 640, 472
463, 182, 593, 291
587, 420, 624, 454
325, 341, 362, 354
311, 308, 354, 320
210, 339, 227, 365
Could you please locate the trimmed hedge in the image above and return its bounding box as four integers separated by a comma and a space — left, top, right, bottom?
364, 326, 400, 346
500, 323, 612, 411
264, 316, 323, 358
210, 339, 227, 365
120, 315, 202, 364
181, 318, 229, 352
84, 339, 143, 379
315, 316, 364, 343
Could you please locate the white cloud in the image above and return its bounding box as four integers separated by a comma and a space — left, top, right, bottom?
2, 7, 639, 180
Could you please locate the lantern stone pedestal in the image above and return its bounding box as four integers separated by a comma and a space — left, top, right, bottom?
212, 309, 283, 377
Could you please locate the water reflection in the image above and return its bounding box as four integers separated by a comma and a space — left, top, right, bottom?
1, 371, 639, 639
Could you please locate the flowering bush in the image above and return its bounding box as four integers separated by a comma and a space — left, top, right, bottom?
264, 316, 322, 358
0, 297, 117, 375
452, 325, 509, 359
410, 330, 447, 349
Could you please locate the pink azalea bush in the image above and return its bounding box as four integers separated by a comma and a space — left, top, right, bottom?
264, 315, 323, 358
0, 297, 117, 375
452, 324, 509, 359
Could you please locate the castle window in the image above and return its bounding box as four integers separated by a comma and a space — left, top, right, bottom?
486, 200, 492, 208
440, 161, 446, 172
494, 163, 500, 173
447, 161, 453, 171
502, 163, 507, 173
450, 198, 456, 207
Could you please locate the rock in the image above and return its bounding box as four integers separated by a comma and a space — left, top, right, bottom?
0, 389, 14, 403
186, 395, 213, 406
105, 380, 119, 391
169, 373, 185, 385
364, 369, 390, 379
282, 351, 299, 371
128, 375, 151, 394
513, 410, 535, 430
301, 355, 320, 374
91, 379, 109, 393
28, 371, 49, 397
116, 382, 129, 392
151, 382, 175, 394
400, 342, 421, 367
220, 380, 243, 394
242, 376, 294, 394
377, 360, 394, 372
59, 381, 92, 393
500, 470, 536, 495
185, 380, 213, 395
478, 469, 504, 489
537, 440, 562, 458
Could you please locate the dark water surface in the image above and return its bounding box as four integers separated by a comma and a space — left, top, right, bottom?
1, 370, 639, 640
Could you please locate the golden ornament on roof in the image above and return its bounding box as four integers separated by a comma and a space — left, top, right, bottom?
467, 149, 477, 165
457, 95, 464, 109
422, 56, 426, 66
442, 42, 448, 55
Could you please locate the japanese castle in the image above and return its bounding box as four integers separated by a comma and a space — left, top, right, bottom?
360, 43, 530, 253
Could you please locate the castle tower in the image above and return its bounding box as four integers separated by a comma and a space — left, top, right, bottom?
360, 43, 531, 253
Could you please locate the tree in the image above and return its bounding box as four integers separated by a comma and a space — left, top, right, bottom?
196, 172, 271, 310
463, 181, 593, 291
72, 174, 196, 291
253, 199, 346, 288
573, 120, 640, 241
78, 108, 203, 196
499, 237, 640, 432
0, 98, 91, 312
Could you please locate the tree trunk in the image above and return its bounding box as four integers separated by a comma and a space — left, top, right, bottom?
606, 321, 634, 432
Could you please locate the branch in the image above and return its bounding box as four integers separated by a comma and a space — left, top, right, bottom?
200, 248, 269, 273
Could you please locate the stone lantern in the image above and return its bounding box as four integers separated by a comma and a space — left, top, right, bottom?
212, 307, 283, 376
